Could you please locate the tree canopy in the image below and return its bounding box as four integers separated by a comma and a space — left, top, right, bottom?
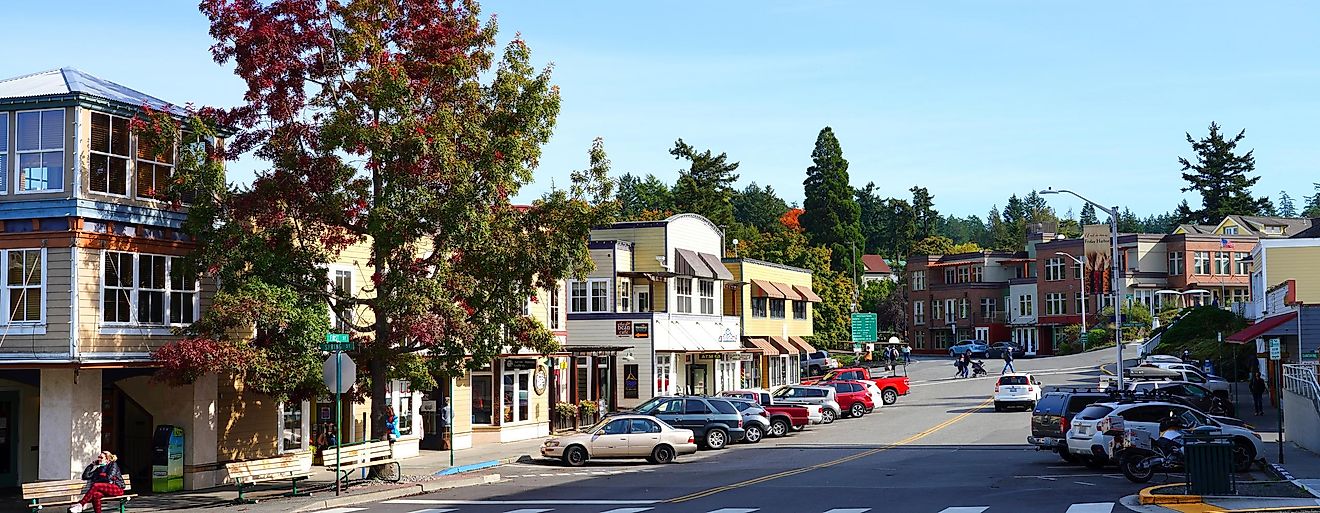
1175, 123, 1273, 225
670, 139, 740, 228
800, 127, 862, 272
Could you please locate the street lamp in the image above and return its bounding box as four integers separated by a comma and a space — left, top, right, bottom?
1055, 252, 1087, 350
1040, 188, 1125, 389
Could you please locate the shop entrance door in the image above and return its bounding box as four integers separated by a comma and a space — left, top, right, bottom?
419, 385, 449, 450
103, 387, 153, 490
687, 365, 708, 395
0, 392, 18, 488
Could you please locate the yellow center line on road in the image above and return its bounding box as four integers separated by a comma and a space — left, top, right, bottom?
666, 397, 995, 504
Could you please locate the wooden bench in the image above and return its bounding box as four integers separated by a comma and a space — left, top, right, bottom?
22, 475, 134, 513
324, 440, 401, 483
225, 450, 315, 503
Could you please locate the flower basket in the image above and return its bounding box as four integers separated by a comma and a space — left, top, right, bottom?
554, 402, 579, 419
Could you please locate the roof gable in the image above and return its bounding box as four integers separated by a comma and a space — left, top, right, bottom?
861, 254, 891, 274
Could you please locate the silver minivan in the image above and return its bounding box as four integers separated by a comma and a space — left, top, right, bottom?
771, 385, 842, 424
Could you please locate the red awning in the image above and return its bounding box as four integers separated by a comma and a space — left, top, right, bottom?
1226, 312, 1297, 343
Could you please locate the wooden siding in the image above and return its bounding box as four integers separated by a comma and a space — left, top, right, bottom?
591, 226, 665, 273
737, 261, 814, 338
0, 246, 73, 353
76, 246, 219, 354
587, 248, 615, 280
665, 216, 723, 258
1267, 247, 1320, 305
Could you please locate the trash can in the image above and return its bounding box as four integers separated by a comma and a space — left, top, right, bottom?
1184, 432, 1235, 496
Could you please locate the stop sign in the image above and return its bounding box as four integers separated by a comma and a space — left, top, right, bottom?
323, 353, 356, 393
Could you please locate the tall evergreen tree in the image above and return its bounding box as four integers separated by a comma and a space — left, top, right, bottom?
1279, 191, 1297, 217
670, 139, 739, 227
855, 183, 885, 255
882, 198, 917, 261
1175, 122, 1273, 225
616, 173, 674, 219
1305, 183, 1320, 218
1079, 203, 1100, 225
801, 127, 863, 272
911, 186, 939, 240
731, 182, 789, 233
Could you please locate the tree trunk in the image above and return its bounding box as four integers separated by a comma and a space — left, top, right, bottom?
368, 140, 389, 442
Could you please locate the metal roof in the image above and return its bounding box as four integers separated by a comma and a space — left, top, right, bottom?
0, 68, 188, 116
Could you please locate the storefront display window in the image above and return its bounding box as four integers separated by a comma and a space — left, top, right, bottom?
716, 360, 738, 393
740, 359, 759, 388
471, 374, 493, 424
655, 354, 673, 395
768, 357, 783, 387
502, 359, 535, 423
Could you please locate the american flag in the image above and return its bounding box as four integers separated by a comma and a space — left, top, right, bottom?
1221, 238, 1235, 248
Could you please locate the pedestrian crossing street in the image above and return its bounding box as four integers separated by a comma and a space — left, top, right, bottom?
315, 500, 1121, 513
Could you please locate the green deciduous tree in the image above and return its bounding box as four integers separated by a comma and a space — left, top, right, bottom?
800, 127, 863, 273
740, 229, 856, 348
670, 139, 740, 227
1175, 122, 1273, 225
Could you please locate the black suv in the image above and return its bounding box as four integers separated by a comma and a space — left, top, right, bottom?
1028, 389, 1110, 463
631, 396, 746, 449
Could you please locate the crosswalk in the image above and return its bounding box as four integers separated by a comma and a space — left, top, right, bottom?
328, 501, 1122, 513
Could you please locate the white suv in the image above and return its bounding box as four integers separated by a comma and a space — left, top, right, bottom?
1064, 400, 1265, 471
993, 373, 1042, 411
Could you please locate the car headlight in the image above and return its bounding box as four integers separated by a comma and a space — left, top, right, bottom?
544, 440, 560, 447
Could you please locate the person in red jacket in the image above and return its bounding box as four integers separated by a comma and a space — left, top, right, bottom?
69, 451, 124, 513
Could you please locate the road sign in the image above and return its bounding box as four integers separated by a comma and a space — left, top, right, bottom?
323, 353, 356, 393
1269, 338, 1281, 361
1121, 322, 1145, 328
321, 333, 354, 352
850, 313, 878, 343
1303, 350, 1319, 362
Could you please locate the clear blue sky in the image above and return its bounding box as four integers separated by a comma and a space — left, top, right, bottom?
4, 1, 1317, 219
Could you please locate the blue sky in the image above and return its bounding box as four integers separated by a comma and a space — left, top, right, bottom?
4, 1, 1317, 218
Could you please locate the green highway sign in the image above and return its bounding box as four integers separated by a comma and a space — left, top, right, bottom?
320, 333, 354, 352
850, 313, 878, 343
1121, 322, 1145, 328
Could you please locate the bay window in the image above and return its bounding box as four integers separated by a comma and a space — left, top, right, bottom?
16, 109, 65, 192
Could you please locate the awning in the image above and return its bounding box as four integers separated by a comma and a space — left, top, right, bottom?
793, 285, 822, 302
788, 336, 817, 353
775, 282, 804, 301
751, 279, 786, 298
674, 248, 714, 278
743, 337, 780, 356
766, 336, 799, 355
1226, 312, 1298, 343
698, 252, 735, 280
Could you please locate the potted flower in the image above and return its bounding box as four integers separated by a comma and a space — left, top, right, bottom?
577, 399, 599, 424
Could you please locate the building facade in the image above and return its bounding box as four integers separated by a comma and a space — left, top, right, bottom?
723, 258, 818, 389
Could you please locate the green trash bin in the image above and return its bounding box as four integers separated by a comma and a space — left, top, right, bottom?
1184, 433, 1235, 496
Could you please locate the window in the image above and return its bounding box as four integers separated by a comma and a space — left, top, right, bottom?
752, 297, 768, 318
618, 280, 631, 312
470, 374, 493, 424
655, 354, 673, 395
915, 330, 925, 349
502, 361, 533, 423
1235, 252, 1250, 275
1193, 252, 1210, 275
1073, 260, 1083, 279
959, 298, 968, 319
979, 298, 995, 318
792, 301, 807, 320
629, 418, 660, 434
1230, 288, 1250, 304
1214, 252, 1230, 275
637, 290, 651, 313
1018, 295, 1034, 316
1076, 292, 1085, 315
137, 125, 175, 200
89, 112, 130, 196
944, 268, 955, 284
911, 271, 926, 291
331, 269, 353, 332
549, 285, 561, 330
1044, 292, 1066, 316
945, 299, 955, 323
570, 281, 588, 312
280, 402, 305, 452
769, 298, 785, 319
1168, 252, 1183, 276
102, 252, 198, 325
676, 279, 693, 313
931, 300, 942, 320
957, 266, 969, 283
913, 301, 925, 324
1045, 258, 1065, 281
1223, 226, 1239, 235
590, 281, 608, 312
971, 266, 984, 282
16, 109, 65, 192
699, 279, 715, 314
6, 249, 43, 322
1264, 226, 1283, 235
0, 113, 8, 192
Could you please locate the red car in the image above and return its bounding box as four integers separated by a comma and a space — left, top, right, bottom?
820, 380, 875, 418
803, 367, 910, 405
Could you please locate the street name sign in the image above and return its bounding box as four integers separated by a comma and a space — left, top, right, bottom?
321, 333, 354, 352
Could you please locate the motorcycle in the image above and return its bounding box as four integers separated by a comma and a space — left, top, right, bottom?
970, 360, 987, 378
1115, 419, 1217, 483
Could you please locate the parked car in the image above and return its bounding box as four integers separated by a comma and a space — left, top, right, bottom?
801, 366, 911, 405
723, 397, 771, 443
1028, 389, 1113, 463
821, 381, 876, 418
1064, 400, 1265, 471
1150, 362, 1222, 379
1128, 381, 1235, 417
993, 373, 1043, 411
771, 385, 842, 424
803, 350, 841, 376
717, 389, 813, 435
541, 414, 698, 466
987, 341, 1024, 359
1143, 354, 1185, 365
1123, 365, 1230, 397
949, 340, 989, 357
858, 380, 886, 409
630, 396, 747, 449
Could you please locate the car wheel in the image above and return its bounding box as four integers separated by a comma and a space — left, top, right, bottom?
882, 388, 898, 405
563, 445, 587, 467
744, 424, 764, 443
1232, 439, 1256, 473
821, 408, 836, 424
1058, 448, 1079, 464
650, 444, 676, 464
949, 349, 956, 357
994, 402, 1004, 412
1083, 456, 1107, 469
770, 418, 790, 437
809, 365, 822, 376
850, 403, 865, 418
705, 429, 729, 450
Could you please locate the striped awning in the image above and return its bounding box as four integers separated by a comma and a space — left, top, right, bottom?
788, 336, 817, 353
752, 279, 786, 298
793, 285, 822, 302
766, 336, 799, 355
742, 337, 780, 356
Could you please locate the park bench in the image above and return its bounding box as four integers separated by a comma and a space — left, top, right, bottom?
224, 449, 315, 503
22, 474, 134, 513
324, 439, 402, 483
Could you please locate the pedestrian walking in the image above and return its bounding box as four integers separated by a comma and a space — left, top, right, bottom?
1250, 372, 1268, 416
953, 356, 965, 378
902, 344, 912, 364
68, 451, 124, 513
1181, 349, 1191, 362
1001, 349, 1016, 375
958, 353, 971, 378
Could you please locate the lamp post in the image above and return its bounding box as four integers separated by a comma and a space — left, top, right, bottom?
1055, 252, 1087, 350
1040, 188, 1125, 389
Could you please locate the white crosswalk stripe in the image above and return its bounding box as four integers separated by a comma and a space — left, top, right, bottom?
406, 509, 458, 513
1064, 504, 1114, 513
598, 509, 654, 513
937, 508, 989, 513
822, 509, 871, 513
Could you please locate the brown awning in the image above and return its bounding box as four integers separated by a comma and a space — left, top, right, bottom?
698, 252, 735, 281
674, 248, 714, 278
792, 285, 822, 302
751, 279, 786, 298
776, 282, 804, 301
788, 336, 817, 353
742, 337, 780, 356
766, 336, 799, 355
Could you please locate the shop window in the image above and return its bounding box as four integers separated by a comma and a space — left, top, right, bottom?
279, 401, 306, 452
770, 298, 785, 319
792, 301, 807, 320
752, 297, 768, 318
471, 374, 493, 425
655, 354, 673, 396
398, 394, 413, 435
502, 360, 533, 423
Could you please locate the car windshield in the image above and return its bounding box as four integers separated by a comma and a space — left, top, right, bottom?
632, 397, 666, 413
584, 417, 613, 433
1077, 405, 1116, 421
998, 376, 1029, 385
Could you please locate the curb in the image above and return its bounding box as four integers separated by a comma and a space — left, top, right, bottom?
289, 473, 501, 513
1268, 463, 1297, 481
1138, 483, 1201, 505
434, 454, 532, 476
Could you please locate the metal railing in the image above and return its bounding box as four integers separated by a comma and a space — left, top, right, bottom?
1283, 363, 1320, 416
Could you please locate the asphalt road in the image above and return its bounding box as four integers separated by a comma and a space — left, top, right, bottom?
317, 351, 1154, 513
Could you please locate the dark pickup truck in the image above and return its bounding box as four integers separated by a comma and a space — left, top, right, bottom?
1028, 389, 1111, 464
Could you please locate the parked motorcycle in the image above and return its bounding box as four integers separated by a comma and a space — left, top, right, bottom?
1115, 418, 1220, 483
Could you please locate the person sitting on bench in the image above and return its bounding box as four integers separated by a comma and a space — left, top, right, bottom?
69, 451, 124, 513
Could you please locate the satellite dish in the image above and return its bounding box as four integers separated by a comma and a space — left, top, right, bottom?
888, 336, 901, 345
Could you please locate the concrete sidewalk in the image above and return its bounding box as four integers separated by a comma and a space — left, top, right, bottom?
117, 437, 550, 513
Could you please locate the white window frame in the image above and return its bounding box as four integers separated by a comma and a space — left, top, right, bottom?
912, 271, 926, 291
1193, 251, 1210, 275
548, 284, 561, 330
655, 354, 674, 396
2, 249, 46, 326
137, 254, 168, 325
676, 278, 693, 314
1019, 294, 1034, 316
89, 112, 132, 197
959, 298, 968, 319
636, 289, 651, 313
570, 281, 588, 313
1168, 252, 1183, 276
329, 267, 354, 333
971, 266, 983, 282
0, 112, 8, 193
99, 251, 200, 329
1215, 252, 1230, 275
277, 400, 311, 453
15, 108, 65, 194
698, 279, 715, 315
1076, 292, 1085, 315
590, 280, 609, 313
944, 299, 955, 324
1045, 292, 1066, 316
1235, 252, 1250, 276
618, 279, 631, 313
1045, 258, 1065, 281
957, 266, 969, 283
1224, 226, 1239, 235
568, 279, 611, 313
913, 301, 925, 325
136, 127, 176, 202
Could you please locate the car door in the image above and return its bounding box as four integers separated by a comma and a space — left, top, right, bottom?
1175, 384, 1214, 412
626, 418, 662, 456
684, 398, 713, 433
594, 418, 632, 456
650, 398, 686, 429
